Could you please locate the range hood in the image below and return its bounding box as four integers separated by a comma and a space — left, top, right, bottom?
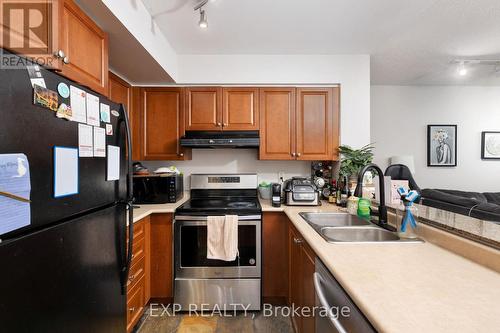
180, 131, 260, 148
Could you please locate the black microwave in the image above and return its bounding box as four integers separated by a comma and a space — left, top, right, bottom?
133, 174, 184, 204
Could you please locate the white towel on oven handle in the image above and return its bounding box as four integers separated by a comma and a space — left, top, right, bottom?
207, 215, 239, 261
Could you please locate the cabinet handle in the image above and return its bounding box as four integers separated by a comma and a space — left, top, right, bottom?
216, 122, 222, 127
291, 152, 296, 157
128, 274, 135, 281
297, 153, 301, 157
129, 307, 135, 312
179, 153, 184, 157
293, 237, 303, 244
63, 56, 70, 64
223, 123, 228, 127
54, 50, 65, 58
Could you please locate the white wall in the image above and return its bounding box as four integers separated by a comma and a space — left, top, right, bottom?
178, 54, 371, 148
371, 85, 500, 192
142, 149, 312, 190
101, 0, 179, 81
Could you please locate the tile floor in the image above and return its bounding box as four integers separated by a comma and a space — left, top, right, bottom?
135, 305, 294, 333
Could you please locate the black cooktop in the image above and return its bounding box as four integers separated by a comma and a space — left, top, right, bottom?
175, 197, 262, 216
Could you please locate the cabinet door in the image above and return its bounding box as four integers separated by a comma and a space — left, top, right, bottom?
150, 214, 173, 300
296, 88, 337, 160
262, 213, 289, 304
185, 87, 222, 131
222, 88, 259, 130
0, 0, 62, 70
108, 72, 141, 161
60, 0, 108, 95
259, 88, 296, 160
300, 243, 316, 333
141, 88, 188, 160
289, 226, 303, 332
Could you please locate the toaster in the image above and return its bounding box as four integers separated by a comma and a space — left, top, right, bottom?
283, 177, 321, 206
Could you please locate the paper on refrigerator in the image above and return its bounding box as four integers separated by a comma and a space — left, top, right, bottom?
107, 145, 120, 181
69, 86, 87, 123
86, 93, 100, 127
78, 123, 93, 157
0, 154, 31, 235
93, 127, 106, 157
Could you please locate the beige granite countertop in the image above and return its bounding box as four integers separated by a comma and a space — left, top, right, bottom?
134, 196, 500, 332
132, 192, 190, 223
261, 199, 500, 333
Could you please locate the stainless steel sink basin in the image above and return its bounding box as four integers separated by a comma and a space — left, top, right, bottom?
321, 226, 401, 243
299, 212, 424, 244
299, 212, 371, 227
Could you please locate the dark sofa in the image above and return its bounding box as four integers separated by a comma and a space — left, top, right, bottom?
420, 189, 500, 222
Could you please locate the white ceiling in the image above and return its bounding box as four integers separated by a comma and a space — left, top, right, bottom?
141, 0, 500, 85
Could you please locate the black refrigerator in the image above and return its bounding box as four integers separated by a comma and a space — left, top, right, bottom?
0, 51, 134, 333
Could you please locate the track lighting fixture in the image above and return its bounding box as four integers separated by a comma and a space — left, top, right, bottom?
194, 0, 209, 29
452, 59, 500, 77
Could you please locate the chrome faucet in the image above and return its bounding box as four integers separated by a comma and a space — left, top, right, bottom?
354, 163, 396, 232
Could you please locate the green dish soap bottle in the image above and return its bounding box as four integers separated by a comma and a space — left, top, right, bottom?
357, 198, 371, 219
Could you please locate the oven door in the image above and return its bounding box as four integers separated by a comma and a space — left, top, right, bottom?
174, 215, 261, 279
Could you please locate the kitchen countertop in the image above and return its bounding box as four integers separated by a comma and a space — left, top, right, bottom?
134, 196, 500, 332
261, 199, 500, 333
132, 192, 190, 223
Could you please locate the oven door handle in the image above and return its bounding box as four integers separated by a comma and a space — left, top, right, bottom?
174, 215, 261, 221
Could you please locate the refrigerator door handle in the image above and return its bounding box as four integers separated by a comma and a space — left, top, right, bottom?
119, 104, 134, 295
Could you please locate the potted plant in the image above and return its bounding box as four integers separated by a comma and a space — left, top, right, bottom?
338, 144, 375, 189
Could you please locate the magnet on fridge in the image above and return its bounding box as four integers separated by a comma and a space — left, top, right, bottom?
57, 82, 70, 98
105, 124, 113, 136
33, 84, 58, 111
56, 103, 73, 120
111, 110, 120, 117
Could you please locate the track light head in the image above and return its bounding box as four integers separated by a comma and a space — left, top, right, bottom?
457, 61, 467, 76
199, 10, 208, 28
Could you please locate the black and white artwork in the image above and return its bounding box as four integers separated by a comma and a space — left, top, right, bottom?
427, 125, 457, 167
481, 131, 500, 160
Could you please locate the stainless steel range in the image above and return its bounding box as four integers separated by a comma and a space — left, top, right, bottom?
174, 174, 262, 311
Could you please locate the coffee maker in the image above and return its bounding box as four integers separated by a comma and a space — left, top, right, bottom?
271, 183, 282, 207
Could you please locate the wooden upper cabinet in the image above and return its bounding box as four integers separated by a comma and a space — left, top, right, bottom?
0, 0, 63, 70
222, 88, 259, 130
108, 72, 142, 161
185, 87, 222, 131
296, 87, 339, 161
259, 88, 296, 160
60, 0, 109, 95
141, 88, 189, 160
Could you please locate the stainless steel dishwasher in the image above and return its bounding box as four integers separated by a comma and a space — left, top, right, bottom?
314, 258, 376, 333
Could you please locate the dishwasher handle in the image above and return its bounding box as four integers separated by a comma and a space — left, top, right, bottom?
314, 272, 348, 333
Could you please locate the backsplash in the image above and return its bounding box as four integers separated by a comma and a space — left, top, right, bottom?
141, 149, 311, 190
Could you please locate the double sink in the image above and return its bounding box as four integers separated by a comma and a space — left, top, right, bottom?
299, 212, 423, 243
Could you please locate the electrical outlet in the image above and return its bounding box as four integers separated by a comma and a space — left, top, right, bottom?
278, 171, 285, 183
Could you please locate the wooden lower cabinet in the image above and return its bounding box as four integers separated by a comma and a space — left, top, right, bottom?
262, 213, 289, 304
264, 212, 317, 333
289, 222, 316, 333
126, 213, 173, 332
150, 213, 174, 301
